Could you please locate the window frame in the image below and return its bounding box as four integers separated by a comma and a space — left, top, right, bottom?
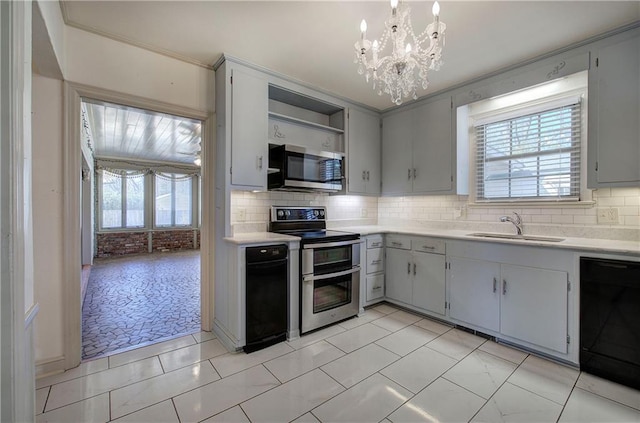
97, 169, 147, 230
475, 100, 582, 202
467, 73, 591, 206
152, 172, 199, 229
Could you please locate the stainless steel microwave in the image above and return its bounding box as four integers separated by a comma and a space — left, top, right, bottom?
268, 144, 344, 192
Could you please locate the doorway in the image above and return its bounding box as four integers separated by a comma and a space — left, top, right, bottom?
78, 97, 206, 360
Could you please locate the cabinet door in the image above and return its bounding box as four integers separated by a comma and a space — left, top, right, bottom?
385, 248, 413, 304
230, 68, 269, 188
413, 97, 453, 193
412, 251, 446, 315
382, 110, 413, 195
500, 264, 568, 353
348, 108, 381, 195
448, 257, 500, 332
366, 274, 385, 302
588, 32, 640, 186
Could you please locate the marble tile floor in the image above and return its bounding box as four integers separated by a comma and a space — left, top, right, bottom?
82, 250, 201, 360
38, 303, 640, 423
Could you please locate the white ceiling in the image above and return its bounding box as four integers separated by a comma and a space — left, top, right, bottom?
83, 100, 202, 165
63, 1, 639, 111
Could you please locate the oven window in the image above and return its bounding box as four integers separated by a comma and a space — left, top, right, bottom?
313, 245, 352, 274
313, 276, 352, 314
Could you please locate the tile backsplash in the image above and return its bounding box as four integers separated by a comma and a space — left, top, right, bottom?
230, 191, 378, 233
231, 188, 639, 241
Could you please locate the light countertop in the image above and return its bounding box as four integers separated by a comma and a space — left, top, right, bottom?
336, 225, 640, 256
224, 225, 639, 255
224, 232, 300, 245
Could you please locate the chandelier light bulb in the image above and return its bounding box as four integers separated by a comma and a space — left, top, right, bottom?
432, 1, 440, 17
360, 19, 367, 35
390, 0, 399, 10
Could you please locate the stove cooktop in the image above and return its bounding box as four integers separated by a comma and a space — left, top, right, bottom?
280, 229, 359, 242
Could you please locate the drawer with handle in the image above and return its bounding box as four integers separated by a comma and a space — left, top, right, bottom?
366, 274, 385, 301
366, 248, 384, 274
366, 235, 384, 249
386, 235, 411, 250
413, 237, 446, 255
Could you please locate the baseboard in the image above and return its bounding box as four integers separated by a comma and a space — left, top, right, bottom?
35, 356, 66, 379
213, 320, 243, 353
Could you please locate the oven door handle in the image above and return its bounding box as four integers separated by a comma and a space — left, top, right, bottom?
302, 239, 361, 249
302, 266, 360, 283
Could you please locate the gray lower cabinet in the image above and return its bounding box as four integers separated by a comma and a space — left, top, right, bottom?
448, 255, 569, 354
588, 30, 640, 187
363, 234, 385, 306
385, 235, 447, 316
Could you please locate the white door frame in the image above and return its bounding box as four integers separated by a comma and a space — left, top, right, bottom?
63, 82, 212, 369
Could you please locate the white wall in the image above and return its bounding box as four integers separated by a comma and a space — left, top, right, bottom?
35, 0, 65, 74
32, 73, 65, 363
64, 26, 212, 112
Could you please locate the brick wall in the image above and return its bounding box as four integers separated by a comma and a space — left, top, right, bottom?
96, 232, 148, 257
96, 230, 200, 257
152, 230, 197, 252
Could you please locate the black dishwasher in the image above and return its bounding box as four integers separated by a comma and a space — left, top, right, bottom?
245, 245, 288, 353
580, 257, 640, 389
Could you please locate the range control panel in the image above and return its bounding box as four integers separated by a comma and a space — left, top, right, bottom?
271, 206, 326, 222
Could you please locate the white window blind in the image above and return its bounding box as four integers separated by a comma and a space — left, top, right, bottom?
475, 100, 582, 202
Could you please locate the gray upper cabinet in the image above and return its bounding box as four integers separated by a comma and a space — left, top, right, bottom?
382, 96, 454, 195
230, 67, 269, 189
588, 30, 640, 188
382, 108, 413, 195
348, 108, 381, 195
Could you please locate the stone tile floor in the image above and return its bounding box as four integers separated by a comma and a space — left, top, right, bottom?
37, 303, 640, 422
82, 250, 201, 360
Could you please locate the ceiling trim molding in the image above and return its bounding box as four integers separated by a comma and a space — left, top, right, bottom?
60, 1, 213, 70
68, 81, 209, 121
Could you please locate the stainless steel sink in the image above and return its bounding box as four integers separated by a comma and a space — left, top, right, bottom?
468, 232, 565, 242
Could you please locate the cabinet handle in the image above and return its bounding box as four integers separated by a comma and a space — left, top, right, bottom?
413, 263, 416, 275
362, 170, 366, 180
372, 286, 382, 291
371, 242, 381, 247
366, 170, 370, 181
371, 259, 381, 264
392, 241, 402, 247
503, 279, 507, 295
408, 169, 412, 180
422, 245, 435, 250
258, 156, 263, 170
407, 262, 411, 274
493, 277, 497, 293
413, 168, 417, 179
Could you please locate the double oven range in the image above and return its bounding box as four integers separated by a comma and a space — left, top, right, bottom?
270, 206, 360, 334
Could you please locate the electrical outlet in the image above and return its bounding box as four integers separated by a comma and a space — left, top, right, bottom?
597, 207, 619, 224
360, 208, 368, 218
237, 208, 247, 221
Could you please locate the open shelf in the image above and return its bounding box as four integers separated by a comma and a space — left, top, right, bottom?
268, 112, 345, 134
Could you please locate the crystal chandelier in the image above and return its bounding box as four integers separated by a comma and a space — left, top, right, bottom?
354, 0, 446, 105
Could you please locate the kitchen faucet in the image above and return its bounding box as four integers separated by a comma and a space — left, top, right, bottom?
500, 212, 523, 235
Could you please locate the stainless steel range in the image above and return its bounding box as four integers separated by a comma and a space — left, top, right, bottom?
269, 206, 360, 334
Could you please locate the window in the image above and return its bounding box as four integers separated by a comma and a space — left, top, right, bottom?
155, 173, 194, 227
473, 95, 584, 202
100, 170, 145, 229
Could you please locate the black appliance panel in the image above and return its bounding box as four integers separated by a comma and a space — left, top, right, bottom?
580, 257, 640, 390
245, 245, 288, 353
